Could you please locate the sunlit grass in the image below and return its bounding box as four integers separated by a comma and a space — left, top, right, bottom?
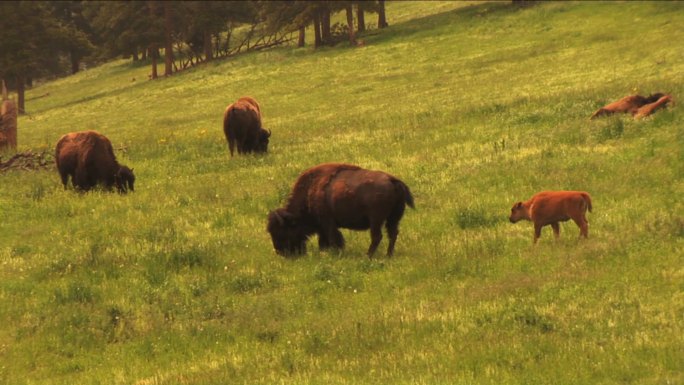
1, 1, 683, 384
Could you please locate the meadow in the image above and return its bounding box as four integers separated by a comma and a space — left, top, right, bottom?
1, 1, 683, 384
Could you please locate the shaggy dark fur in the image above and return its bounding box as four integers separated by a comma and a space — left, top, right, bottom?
223, 96, 271, 156
55, 131, 135, 193
267, 163, 415, 257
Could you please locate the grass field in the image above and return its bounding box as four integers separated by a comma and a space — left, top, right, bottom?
1, 1, 683, 384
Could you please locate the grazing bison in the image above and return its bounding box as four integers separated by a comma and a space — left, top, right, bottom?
634, 94, 672, 119
590, 93, 666, 119
267, 163, 415, 257
55, 130, 135, 193
509, 191, 592, 244
223, 96, 271, 156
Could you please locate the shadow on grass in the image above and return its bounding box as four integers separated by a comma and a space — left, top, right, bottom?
363, 2, 518, 45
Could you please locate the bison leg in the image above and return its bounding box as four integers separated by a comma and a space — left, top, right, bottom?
590, 108, 608, 119
74, 169, 90, 191
318, 234, 329, 249
572, 216, 589, 239
533, 223, 543, 244
385, 223, 399, 256
551, 222, 560, 239
367, 220, 383, 257
331, 229, 345, 249
59, 171, 69, 189
318, 226, 345, 250
227, 135, 236, 157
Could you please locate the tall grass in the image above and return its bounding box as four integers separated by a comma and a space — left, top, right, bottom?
1, 1, 683, 384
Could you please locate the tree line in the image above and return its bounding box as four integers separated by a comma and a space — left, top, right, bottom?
0, 1, 389, 114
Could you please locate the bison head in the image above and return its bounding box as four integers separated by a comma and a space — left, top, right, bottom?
116, 166, 136, 193
509, 202, 527, 223
267, 208, 308, 256
255, 128, 271, 153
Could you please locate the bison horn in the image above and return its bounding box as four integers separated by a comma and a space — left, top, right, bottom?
265, 128, 272, 138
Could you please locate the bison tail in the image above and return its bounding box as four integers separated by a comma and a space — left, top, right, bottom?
393, 178, 415, 209
582, 192, 593, 213
224, 107, 236, 156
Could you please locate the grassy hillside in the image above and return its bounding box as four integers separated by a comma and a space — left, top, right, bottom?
1, 1, 683, 384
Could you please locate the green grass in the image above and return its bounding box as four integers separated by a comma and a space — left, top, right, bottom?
1, 1, 683, 384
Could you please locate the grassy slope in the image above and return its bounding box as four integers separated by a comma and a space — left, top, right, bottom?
1, 1, 683, 384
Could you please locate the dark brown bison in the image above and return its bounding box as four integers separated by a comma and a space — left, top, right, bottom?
590, 93, 665, 119
55, 130, 135, 193
634, 94, 672, 119
509, 191, 592, 244
267, 163, 415, 257
223, 96, 271, 156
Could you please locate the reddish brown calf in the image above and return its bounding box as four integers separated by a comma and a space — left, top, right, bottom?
634, 94, 672, 119
589, 93, 665, 119
509, 191, 592, 244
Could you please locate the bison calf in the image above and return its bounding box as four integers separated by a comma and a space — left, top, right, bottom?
267, 163, 415, 257
55, 130, 135, 193
223, 96, 271, 156
634, 94, 672, 119
590, 93, 665, 119
509, 191, 592, 244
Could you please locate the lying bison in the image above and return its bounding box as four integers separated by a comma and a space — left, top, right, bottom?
590, 93, 666, 119
267, 163, 415, 257
55, 130, 135, 193
634, 94, 673, 119
509, 191, 592, 244
223, 96, 271, 156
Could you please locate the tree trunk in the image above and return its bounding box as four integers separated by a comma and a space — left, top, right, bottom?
163, 2, 174, 76
203, 30, 213, 61
132, 50, 139, 61
16, 75, 25, 114
298, 26, 305, 47
378, 0, 388, 28
313, 14, 322, 48
345, 5, 356, 46
70, 49, 80, 74
356, 5, 365, 33
150, 46, 158, 79
321, 8, 331, 44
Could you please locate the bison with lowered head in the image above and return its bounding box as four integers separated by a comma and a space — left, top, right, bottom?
509, 191, 592, 244
223, 96, 271, 156
267, 163, 415, 257
55, 130, 135, 193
